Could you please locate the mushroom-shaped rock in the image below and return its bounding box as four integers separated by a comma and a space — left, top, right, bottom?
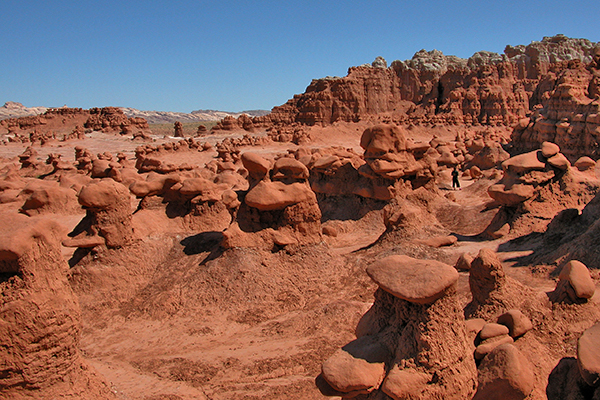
558, 260, 596, 300
178, 178, 215, 197
474, 343, 535, 400
578, 322, 600, 387
79, 179, 128, 209
76, 180, 133, 248
241, 152, 271, 181
360, 123, 407, 158
497, 310, 533, 338
321, 335, 390, 395
366, 255, 458, 304
488, 183, 535, 206
0, 215, 113, 397
245, 181, 316, 211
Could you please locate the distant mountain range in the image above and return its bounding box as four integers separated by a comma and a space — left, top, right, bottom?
0, 102, 270, 123
120, 107, 270, 123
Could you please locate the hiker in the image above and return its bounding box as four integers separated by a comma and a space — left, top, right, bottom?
452, 166, 460, 189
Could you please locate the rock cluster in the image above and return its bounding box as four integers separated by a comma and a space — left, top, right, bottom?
222, 152, 322, 249
488, 141, 571, 207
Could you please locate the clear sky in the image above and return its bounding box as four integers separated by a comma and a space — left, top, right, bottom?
2, 0, 599, 113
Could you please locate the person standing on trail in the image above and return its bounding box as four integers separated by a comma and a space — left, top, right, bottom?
452, 166, 461, 189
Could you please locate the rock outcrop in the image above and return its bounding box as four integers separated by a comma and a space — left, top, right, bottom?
222, 152, 322, 249
216, 36, 599, 147
318, 254, 477, 399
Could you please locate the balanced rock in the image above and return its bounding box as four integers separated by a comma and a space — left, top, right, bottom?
474, 335, 514, 360
578, 322, 600, 387
479, 323, 510, 341
501, 150, 546, 174
497, 309, 533, 338
474, 343, 535, 400
366, 255, 458, 304
541, 141, 560, 158
273, 157, 309, 181
241, 152, 271, 181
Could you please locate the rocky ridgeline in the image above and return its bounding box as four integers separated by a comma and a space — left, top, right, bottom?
210, 36, 600, 159
0, 106, 150, 142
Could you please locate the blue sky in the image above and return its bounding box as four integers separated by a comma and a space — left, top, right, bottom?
2, 0, 599, 112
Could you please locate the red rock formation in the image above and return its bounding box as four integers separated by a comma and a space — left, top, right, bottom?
0, 215, 115, 399
0, 106, 150, 137
214, 36, 600, 156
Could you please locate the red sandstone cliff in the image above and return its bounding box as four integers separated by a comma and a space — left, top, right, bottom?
266, 35, 598, 128
215, 36, 600, 160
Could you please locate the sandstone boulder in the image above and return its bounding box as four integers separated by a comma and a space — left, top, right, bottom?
381, 367, 430, 400
557, 260, 596, 300
575, 156, 596, 171
474, 343, 535, 400
578, 322, 600, 387
321, 335, 390, 395
541, 141, 560, 158
497, 309, 533, 338
479, 322, 510, 340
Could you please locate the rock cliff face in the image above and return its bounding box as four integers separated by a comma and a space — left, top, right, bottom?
267, 35, 599, 128
214, 36, 599, 162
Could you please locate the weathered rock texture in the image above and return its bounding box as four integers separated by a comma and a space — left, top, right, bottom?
0, 214, 114, 399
